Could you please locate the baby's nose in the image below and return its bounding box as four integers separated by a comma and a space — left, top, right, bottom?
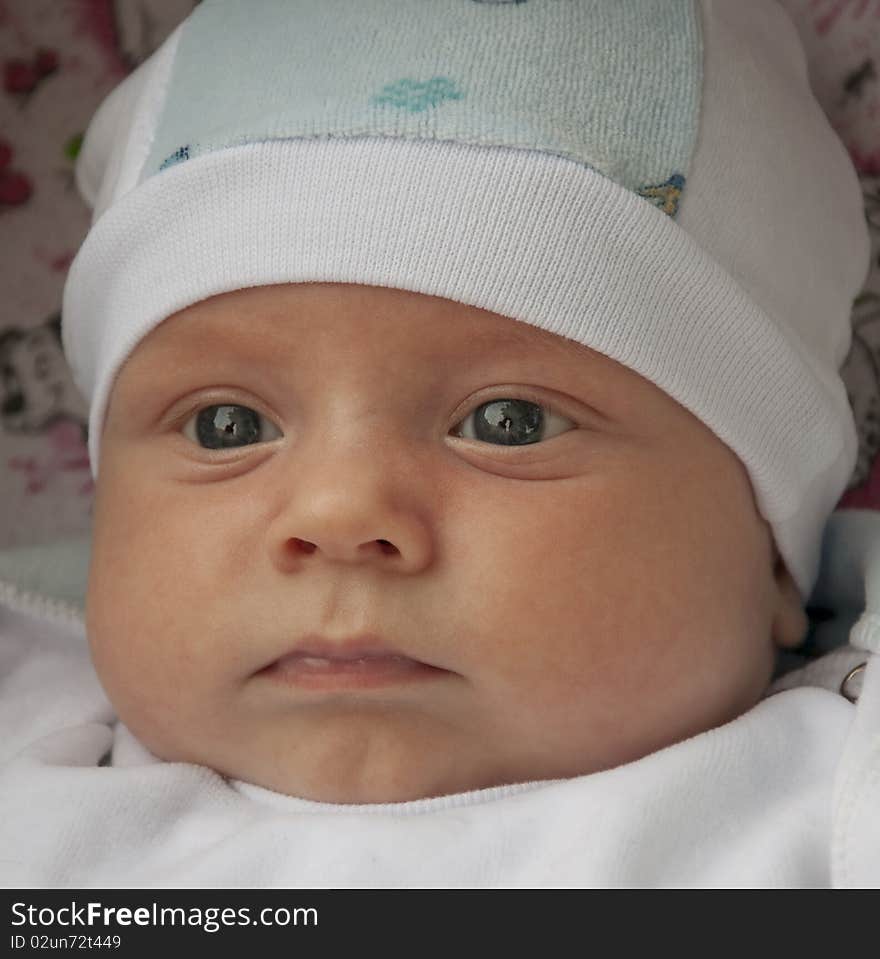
268, 445, 435, 574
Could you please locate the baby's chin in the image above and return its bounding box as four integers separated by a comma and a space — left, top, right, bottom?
125, 716, 506, 805
213, 740, 524, 806
221, 739, 654, 805
196, 728, 618, 805
220, 704, 770, 805
235, 765, 478, 806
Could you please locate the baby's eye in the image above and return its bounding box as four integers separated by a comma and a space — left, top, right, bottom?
452, 398, 574, 446
182, 404, 282, 450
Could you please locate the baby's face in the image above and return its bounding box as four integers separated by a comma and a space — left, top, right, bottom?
88, 282, 806, 803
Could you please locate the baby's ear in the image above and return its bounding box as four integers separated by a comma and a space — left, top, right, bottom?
770, 551, 810, 650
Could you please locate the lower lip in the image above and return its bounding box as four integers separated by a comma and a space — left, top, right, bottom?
262, 654, 449, 690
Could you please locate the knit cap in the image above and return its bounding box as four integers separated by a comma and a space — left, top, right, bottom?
62, 0, 870, 603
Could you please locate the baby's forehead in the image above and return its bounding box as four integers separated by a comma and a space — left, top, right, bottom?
138, 282, 609, 372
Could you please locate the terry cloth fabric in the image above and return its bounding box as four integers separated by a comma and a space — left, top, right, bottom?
60, 0, 871, 602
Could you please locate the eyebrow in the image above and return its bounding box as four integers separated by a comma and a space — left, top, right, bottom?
164, 314, 595, 366
466, 322, 599, 365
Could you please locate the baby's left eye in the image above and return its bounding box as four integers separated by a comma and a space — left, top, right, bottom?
452, 398, 574, 446
182, 404, 282, 450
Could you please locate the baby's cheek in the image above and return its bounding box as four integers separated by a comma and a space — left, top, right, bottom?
86, 561, 207, 750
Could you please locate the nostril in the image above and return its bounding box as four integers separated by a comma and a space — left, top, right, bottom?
291, 538, 317, 554
288, 538, 399, 557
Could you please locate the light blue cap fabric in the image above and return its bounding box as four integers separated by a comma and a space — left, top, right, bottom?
145, 0, 700, 218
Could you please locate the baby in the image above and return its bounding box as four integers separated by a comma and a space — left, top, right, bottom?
88, 279, 808, 804
2, 0, 878, 887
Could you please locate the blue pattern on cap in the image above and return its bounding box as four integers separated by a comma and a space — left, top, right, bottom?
144, 0, 702, 220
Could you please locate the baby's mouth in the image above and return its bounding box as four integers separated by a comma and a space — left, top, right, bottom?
259, 635, 450, 690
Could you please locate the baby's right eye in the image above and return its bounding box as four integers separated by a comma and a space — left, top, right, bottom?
182, 404, 282, 450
